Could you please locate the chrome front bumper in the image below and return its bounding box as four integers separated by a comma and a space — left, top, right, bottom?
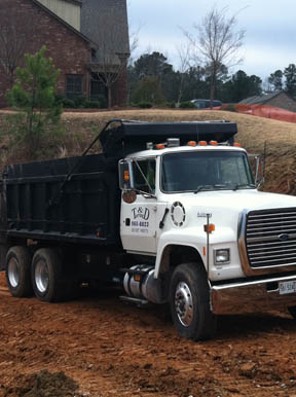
211, 274, 296, 315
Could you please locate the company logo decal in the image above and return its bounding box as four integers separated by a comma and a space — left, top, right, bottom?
131, 207, 150, 234
132, 207, 150, 220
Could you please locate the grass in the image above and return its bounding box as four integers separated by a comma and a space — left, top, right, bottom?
1, 108, 295, 195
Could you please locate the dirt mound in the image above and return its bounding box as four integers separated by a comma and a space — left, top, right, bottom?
2, 370, 80, 397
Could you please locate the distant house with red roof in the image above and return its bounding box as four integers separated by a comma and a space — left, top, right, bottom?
239, 91, 296, 112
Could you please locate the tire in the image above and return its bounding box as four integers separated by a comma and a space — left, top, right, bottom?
288, 306, 296, 319
169, 262, 217, 341
31, 248, 64, 302
5, 246, 33, 298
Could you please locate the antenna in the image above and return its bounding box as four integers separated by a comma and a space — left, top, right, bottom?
262, 141, 267, 184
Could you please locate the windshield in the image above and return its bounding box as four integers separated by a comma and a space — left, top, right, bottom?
161, 150, 255, 193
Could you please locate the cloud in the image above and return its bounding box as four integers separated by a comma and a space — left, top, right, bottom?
128, 0, 296, 79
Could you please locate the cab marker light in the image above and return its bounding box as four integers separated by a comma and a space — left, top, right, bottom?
155, 143, 165, 150
209, 140, 218, 146
187, 141, 197, 146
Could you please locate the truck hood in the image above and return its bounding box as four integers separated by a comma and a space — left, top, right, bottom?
171, 189, 296, 213
164, 189, 296, 233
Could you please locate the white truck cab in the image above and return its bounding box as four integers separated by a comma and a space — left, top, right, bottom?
118, 127, 296, 340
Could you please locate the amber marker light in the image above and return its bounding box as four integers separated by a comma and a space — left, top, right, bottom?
123, 170, 130, 181
187, 141, 197, 146
204, 223, 215, 233
134, 274, 141, 282
198, 141, 207, 146
202, 246, 206, 256
155, 143, 165, 149
233, 142, 242, 147
209, 140, 218, 146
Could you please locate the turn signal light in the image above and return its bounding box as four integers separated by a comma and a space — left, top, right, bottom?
123, 170, 130, 181
204, 223, 215, 233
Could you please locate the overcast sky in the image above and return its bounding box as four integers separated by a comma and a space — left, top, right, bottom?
127, 0, 296, 81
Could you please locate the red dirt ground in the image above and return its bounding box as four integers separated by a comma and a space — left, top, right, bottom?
0, 273, 296, 397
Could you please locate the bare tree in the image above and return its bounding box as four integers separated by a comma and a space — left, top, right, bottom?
176, 41, 192, 105
89, 8, 130, 108
0, 5, 36, 87
91, 53, 129, 109
185, 6, 245, 104
128, 25, 141, 67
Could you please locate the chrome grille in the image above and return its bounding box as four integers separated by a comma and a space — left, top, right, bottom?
246, 208, 296, 268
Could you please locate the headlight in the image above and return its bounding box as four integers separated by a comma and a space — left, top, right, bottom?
214, 249, 230, 265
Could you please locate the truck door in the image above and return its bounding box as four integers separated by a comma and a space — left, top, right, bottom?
120, 158, 157, 254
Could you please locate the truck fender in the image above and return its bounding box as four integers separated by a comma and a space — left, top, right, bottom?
154, 238, 205, 278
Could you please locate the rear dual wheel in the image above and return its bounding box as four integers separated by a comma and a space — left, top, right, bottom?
6, 246, 70, 302
6, 246, 33, 297
31, 248, 66, 302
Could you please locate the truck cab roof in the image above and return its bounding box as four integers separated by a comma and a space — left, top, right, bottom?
126, 143, 246, 160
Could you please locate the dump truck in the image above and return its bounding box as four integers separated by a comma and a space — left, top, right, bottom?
1, 118, 296, 340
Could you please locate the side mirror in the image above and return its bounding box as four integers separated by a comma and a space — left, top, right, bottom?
248, 154, 265, 188
118, 159, 134, 190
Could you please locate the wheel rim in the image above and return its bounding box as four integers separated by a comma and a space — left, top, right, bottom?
7, 258, 19, 288
35, 259, 49, 293
175, 281, 194, 327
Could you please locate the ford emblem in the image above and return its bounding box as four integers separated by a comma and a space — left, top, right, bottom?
278, 233, 289, 241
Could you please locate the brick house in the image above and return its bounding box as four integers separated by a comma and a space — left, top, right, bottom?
0, 0, 130, 107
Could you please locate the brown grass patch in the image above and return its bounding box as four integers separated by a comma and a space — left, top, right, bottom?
1, 108, 295, 194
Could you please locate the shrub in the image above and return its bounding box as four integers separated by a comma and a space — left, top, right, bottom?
84, 100, 100, 109
62, 98, 76, 108
137, 102, 153, 109
179, 101, 195, 109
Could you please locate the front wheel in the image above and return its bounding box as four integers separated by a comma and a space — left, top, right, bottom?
169, 262, 217, 340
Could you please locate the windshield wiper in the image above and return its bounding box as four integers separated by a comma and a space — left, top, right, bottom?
194, 185, 215, 194
194, 183, 255, 194
230, 183, 256, 191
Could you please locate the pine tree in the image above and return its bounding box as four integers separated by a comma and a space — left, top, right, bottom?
7, 46, 62, 159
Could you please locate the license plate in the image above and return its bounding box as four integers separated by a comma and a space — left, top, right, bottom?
279, 280, 296, 295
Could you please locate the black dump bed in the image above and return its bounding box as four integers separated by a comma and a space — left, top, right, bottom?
2, 119, 237, 246
4, 154, 120, 246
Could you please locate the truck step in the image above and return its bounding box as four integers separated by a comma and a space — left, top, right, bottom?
120, 267, 153, 276
119, 295, 149, 307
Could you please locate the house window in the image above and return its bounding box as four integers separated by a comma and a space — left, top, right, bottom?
66, 74, 83, 98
